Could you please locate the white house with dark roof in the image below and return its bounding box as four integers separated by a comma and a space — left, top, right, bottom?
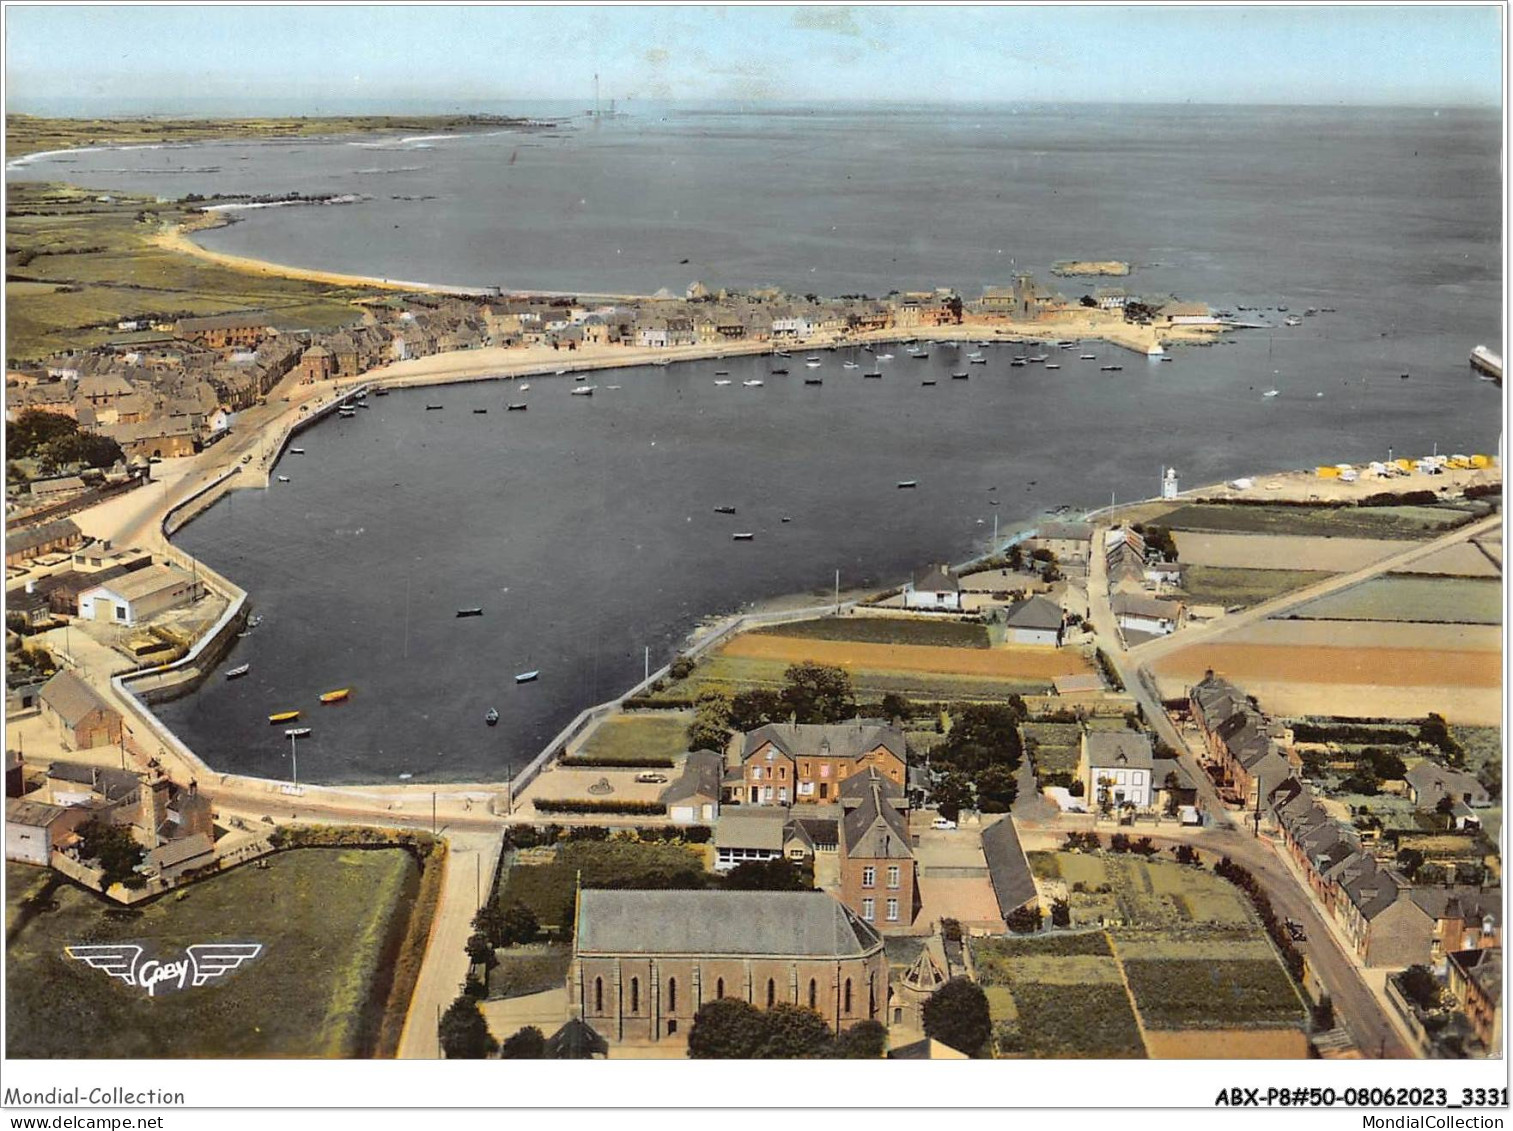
659, 750, 723, 825
1002, 595, 1063, 646
1079, 730, 1155, 809
1112, 591, 1182, 637
903, 563, 962, 610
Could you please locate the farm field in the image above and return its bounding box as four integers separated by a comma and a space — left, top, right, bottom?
1390, 540, 1503, 578
719, 634, 1091, 679
1286, 577, 1502, 625
573, 713, 692, 764
1120, 958, 1306, 1029
5, 849, 420, 1058
1179, 566, 1333, 608
1172, 532, 1419, 572
1155, 502, 1479, 540
971, 933, 1146, 1059
751, 616, 989, 649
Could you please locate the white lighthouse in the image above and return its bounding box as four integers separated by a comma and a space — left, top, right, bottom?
1161, 467, 1180, 499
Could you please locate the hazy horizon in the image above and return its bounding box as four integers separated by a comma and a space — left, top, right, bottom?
4, 5, 1503, 115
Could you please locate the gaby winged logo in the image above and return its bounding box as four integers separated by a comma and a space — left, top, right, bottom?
65, 943, 262, 997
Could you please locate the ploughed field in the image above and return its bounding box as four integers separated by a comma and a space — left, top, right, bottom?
1285, 576, 1502, 625
4, 849, 420, 1058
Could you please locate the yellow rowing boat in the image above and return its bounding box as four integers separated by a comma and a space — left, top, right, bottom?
320, 688, 352, 704
269, 710, 300, 724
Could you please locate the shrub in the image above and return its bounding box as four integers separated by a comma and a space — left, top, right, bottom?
557, 756, 675, 770
923, 978, 992, 1057
531, 799, 667, 816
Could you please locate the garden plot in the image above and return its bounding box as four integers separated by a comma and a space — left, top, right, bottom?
1119, 958, 1306, 1030
1172, 532, 1418, 572
1179, 566, 1333, 608
1287, 577, 1501, 625
1391, 540, 1502, 579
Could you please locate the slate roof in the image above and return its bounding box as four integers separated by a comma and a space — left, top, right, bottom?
146, 832, 214, 869
1405, 762, 1489, 809
1082, 730, 1154, 771
575, 890, 882, 956
981, 816, 1038, 917
790, 815, 839, 850
85, 562, 194, 603
742, 721, 905, 766
840, 780, 912, 859
545, 1018, 609, 1059
839, 765, 904, 804
47, 760, 139, 801
713, 808, 787, 851
6, 518, 83, 559
39, 672, 117, 729
1003, 595, 1063, 632
910, 563, 960, 593
1410, 886, 1502, 928
660, 750, 724, 806
1111, 592, 1182, 620
6, 797, 68, 828
1448, 947, 1502, 1007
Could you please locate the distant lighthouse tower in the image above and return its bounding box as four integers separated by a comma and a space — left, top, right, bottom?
1161, 467, 1180, 499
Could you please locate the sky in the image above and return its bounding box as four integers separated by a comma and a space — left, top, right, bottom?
3, 4, 1504, 114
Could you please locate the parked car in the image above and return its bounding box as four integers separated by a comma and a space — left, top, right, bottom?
635, 771, 668, 784
931, 816, 957, 831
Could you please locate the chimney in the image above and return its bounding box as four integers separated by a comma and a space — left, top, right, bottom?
25, 579, 35, 594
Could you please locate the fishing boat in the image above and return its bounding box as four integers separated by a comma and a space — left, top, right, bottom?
805, 356, 821, 362
269, 711, 300, 724
897, 480, 918, 489
515, 670, 540, 683
1284, 316, 1303, 327
606, 385, 621, 390
276, 475, 290, 483
426, 404, 444, 410
507, 403, 528, 411
1080, 353, 1097, 360
732, 533, 755, 541
473, 408, 488, 414
358, 401, 371, 408
571, 386, 595, 396
1100, 365, 1123, 372
952, 372, 969, 380
398, 772, 413, 780
374, 387, 389, 396
574, 374, 588, 382
714, 505, 737, 514
337, 408, 357, 418
225, 664, 250, 679
485, 708, 500, 726
1010, 359, 1027, 368
912, 352, 930, 360
770, 368, 789, 375
652, 358, 671, 367
774, 350, 791, 358
714, 370, 729, 376
863, 371, 883, 378
285, 727, 312, 738
320, 688, 352, 704
714, 379, 732, 386
743, 379, 764, 387
457, 607, 484, 617
781, 516, 792, 523
804, 377, 823, 385
921, 379, 937, 385
1028, 355, 1050, 363
290, 447, 305, 454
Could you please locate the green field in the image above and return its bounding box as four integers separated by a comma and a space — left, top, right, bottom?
1179, 566, 1334, 608
650, 653, 1050, 704
486, 945, 573, 1000
5, 849, 420, 1058
6, 182, 375, 359
752, 617, 990, 649
1286, 576, 1502, 625
971, 934, 1144, 1058
497, 840, 709, 935
573, 714, 692, 764
1121, 958, 1306, 1029
1155, 502, 1478, 540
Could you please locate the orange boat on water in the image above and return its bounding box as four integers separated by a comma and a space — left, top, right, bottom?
269, 710, 300, 724
320, 688, 352, 704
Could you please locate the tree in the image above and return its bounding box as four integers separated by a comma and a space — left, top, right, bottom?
722, 858, 812, 891
687, 688, 733, 752
1174, 844, 1200, 867
439, 995, 497, 1058
932, 772, 974, 823
688, 997, 769, 1059
1006, 904, 1043, 934
498, 1025, 547, 1059
1396, 847, 1426, 881
1311, 994, 1335, 1033
669, 654, 696, 680
1398, 965, 1442, 1013
879, 692, 914, 724
501, 904, 540, 946
729, 688, 786, 733
755, 1002, 834, 1058
1079, 294, 1097, 308
922, 978, 992, 1057
1050, 898, 1071, 928
833, 1019, 888, 1059
781, 661, 856, 724
466, 931, 495, 967
1006, 543, 1024, 571
77, 818, 145, 888
935, 703, 1023, 776
974, 763, 1017, 813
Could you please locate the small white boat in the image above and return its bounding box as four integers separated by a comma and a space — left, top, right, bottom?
1080, 353, 1097, 360
732, 533, 755, 541
248, 616, 263, 627
485, 707, 500, 726
743, 379, 764, 387
574, 374, 587, 382
897, 480, 918, 489
1284, 316, 1303, 327
1263, 389, 1280, 398
652, 358, 671, 367
398, 772, 413, 780
285, 727, 312, 738
515, 670, 540, 683
842, 361, 859, 369
226, 664, 250, 679
276, 475, 290, 483
806, 356, 821, 362
556, 369, 568, 376
606, 385, 621, 390
714, 379, 732, 386
290, 447, 305, 455
519, 383, 531, 391
1045, 363, 1061, 370
571, 386, 595, 396
878, 353, 894, 361
805, 361, 822, 369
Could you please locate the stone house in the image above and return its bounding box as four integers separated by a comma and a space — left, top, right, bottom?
38, 671, 122, 751
738, 721, 907, 806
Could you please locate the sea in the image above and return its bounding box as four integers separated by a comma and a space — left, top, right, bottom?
7, 102, 1502, 784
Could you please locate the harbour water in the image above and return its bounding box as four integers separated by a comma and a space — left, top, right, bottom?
10, 102, 1501, 782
